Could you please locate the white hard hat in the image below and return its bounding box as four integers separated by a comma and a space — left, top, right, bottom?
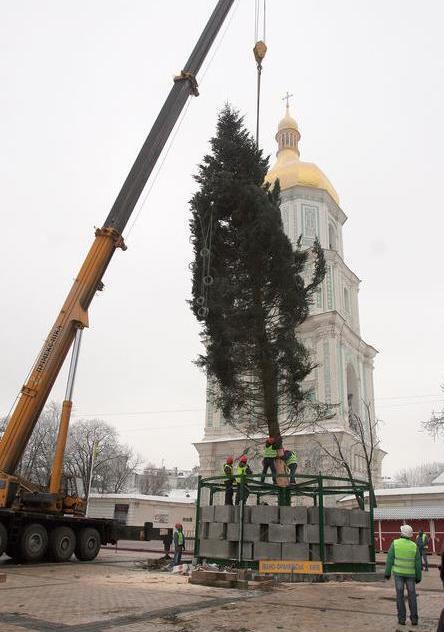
400, 524, 413, 538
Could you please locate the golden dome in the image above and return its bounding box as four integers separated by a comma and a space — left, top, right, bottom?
266, 106, 339, 205
278, 106, 298, 132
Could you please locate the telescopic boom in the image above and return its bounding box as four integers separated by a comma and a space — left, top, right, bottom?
0, 0, 234, 500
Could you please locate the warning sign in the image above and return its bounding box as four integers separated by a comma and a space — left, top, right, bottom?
258, 560, 323, 574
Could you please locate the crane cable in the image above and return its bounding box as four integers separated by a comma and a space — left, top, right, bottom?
253, 0, 267, 146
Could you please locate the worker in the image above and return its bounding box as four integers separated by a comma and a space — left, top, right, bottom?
416, 528, 429, 571
283, 448, 298, 484
223, 456, 235, 505
385, 524, 422, 627
260, 437, 278, 484
173, 523, 186, 567
235, 455, 252, 505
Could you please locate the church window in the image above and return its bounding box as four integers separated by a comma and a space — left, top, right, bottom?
302, 204, 318, 239
315, 284, 322, 308
344, 287, 350, 313
326, 266, 334, 309
328, 223, 337, 250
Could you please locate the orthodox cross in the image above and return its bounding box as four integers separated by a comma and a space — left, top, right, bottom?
282, 91, 294, 108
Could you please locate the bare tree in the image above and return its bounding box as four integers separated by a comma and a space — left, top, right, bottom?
394, 461, 444, 487
422, 384, 444, 439
314, 402, 379, 509
138, 464, 169, 496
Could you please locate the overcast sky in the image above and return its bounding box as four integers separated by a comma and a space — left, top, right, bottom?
1, 1, 443, 479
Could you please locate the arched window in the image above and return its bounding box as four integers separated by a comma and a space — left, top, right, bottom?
346, 364, 359, 431
343, 287, 350, 314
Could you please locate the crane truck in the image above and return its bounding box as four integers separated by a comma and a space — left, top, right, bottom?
0, 0, 234, 563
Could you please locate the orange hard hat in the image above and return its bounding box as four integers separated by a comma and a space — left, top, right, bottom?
226, 456, 234, 464
240, 455, 248, 463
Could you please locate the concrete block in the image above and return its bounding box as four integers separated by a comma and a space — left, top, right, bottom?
282, 543, 309, 560
254, 542, 282, 560
268, 524, 297, 543
200, 505, 215, 523
236, 542, 254, 560
349, 510, 370, 528
338, 526, 360, 545
353, 545, 371, 563
214, 505, 234, 523
325, 508, 350, 527
250, 505, 279, 524
208, 522, 226, 540
234, 505, 251, 523
359, 528, 371, 545
331, 545, 354, 563
243, 523, 261, 542
301, 524, 320, 543
310, 544, 333, 562
279, 506, 308, 525
199, 522, 209, 539
308, 507, 320, 524
323, 526, 338, 544
199, 539, 236, 559
226, 522, 239, 541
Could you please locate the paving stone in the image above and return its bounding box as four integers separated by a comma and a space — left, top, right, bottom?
281, 543, 309, 560
208, 522, 226, 540
279, 506, 308, 525
325, 508, 350, 527
200, 505, 215, 522
234, 505, 251, 523
338, 526, 360, 545
349, 509, 370, 527
250, 505, 280, 524
268, 524, 297, 543
307, 506, 320, 524
199, 539, 236, 559
353, 544, 371, 563
254, 542, 282, 560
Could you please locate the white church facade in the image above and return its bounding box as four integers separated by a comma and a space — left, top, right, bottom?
194, 105, 385, 487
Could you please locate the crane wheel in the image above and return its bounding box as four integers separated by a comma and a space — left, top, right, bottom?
74, 527, 101, 561
20, 523, 48, 562
48, 526, 76, 562
0, 523, 7, 557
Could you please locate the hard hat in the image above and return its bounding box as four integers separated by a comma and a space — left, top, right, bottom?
226, 456, 233, 464
239, 455, 248, 463
400, 524, 413, 538
175, 523, 182, 529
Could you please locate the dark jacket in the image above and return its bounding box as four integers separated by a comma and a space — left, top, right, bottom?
173, 530, 186, 549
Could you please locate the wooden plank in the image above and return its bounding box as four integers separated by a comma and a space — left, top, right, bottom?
0, 574, 6, 583
191, 570, 238, 582
188, 577, 237, 589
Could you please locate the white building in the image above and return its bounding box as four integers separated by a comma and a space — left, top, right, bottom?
194, 105, 385, 486
87, 493, 196, 536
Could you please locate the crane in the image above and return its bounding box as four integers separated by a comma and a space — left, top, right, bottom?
0, 0, 234, 563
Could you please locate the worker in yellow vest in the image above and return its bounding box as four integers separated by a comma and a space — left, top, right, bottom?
385, 524, 422, 626
235, 455, 252, 505
260, 437, 278, 484
222, 456, 235, 506
416, 528, 429, 571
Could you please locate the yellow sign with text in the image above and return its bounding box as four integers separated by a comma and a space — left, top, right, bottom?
259, 560, 323, 574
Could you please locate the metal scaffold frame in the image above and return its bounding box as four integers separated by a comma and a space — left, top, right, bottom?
193, 472, 376, 573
